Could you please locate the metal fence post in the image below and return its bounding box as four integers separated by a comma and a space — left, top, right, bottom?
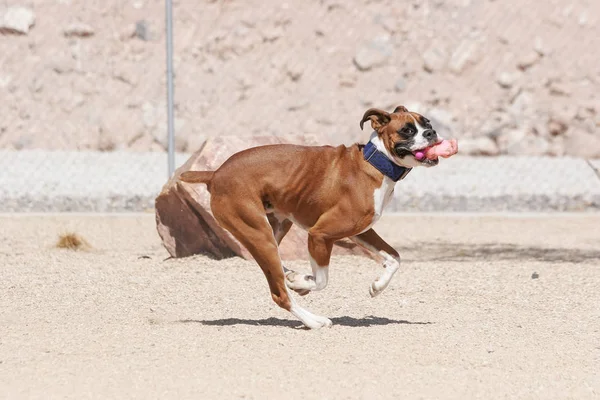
165, 0, 175, 177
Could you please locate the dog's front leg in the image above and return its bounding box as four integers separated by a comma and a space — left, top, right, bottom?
308, 233, 332, 290
350, 229, 401, 297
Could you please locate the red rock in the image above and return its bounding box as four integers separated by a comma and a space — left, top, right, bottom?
155, 135, 372, 261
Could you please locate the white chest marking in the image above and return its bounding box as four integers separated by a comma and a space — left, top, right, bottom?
373, 175, 395, 217
359, 175, 395, 234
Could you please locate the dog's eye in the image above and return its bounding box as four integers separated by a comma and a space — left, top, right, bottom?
398, 126, 416, 135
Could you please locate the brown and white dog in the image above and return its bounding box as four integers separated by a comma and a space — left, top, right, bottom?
180, 105, 444, 329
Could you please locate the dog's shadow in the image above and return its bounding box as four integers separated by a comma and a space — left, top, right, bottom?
177, 315, 433, 329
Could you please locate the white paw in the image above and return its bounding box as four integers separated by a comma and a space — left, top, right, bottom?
285, 270, 316, 292
304, 316, 333, 329
369, 279, 387, 298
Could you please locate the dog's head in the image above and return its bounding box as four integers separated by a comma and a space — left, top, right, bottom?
360, 105, 441, 168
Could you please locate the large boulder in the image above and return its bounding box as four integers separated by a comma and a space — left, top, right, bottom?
0, 6, 35, 35
155, 135, 372, 261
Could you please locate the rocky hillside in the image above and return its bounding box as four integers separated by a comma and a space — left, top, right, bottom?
1, 0, 599, 157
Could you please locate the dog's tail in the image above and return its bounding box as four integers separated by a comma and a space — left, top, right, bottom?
179, 171, 214, 187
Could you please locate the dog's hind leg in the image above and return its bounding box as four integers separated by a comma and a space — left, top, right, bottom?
267, 214, 318, 296
349, 229, 401, 297
212, 199, 332, 329
266, 214, 310, 295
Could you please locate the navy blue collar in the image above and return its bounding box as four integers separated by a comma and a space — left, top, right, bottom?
363, 141, 412, 182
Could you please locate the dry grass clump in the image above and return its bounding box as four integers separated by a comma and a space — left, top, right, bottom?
55, 232, 92, 251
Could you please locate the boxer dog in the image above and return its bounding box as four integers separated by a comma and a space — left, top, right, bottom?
179, 106, 445, 329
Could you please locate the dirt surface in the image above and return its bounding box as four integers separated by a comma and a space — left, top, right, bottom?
1, 213, 599, 399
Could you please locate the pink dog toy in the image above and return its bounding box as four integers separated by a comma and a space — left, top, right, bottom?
414, 139, 458, 160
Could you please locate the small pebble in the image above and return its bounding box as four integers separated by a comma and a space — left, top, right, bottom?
531, 272, 539, 279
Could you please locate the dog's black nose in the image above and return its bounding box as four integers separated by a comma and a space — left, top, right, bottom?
423, 129, 437, 140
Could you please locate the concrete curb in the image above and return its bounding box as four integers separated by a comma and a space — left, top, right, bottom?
1, 150, 599, 212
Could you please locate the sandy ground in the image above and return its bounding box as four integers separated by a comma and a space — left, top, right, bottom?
1, 213, 599, 399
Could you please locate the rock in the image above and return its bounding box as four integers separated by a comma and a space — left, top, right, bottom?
339, 70, 358, 88
100, 111, 146, 149
533, 36, 548, 56
29, 76, 43, 93
152, 117, 187, 150
496, 71, 520, 88
375, 14, 398, 34
353, 36, 393, 72
480, 112, 514, 139
321, 0, 345, 11
234, 72, 254, 91
577, 105, 595, 120
547, 136, 566, 156
142, 101, 187, 151
142, 101, 158, 128
578, 11, 588, 26
497, 32, 510, 44
13, 134, 33, 150
0, 74, 12, 88
49, 56, 74, 74
63, 22, 94, 37
551, 103, 578, 122
285, 62, 304, 82
404, 102, 426, 115
286, 98, 309, 111
113, 69, 138, 87
97, 131, 116, 151
508, 90, 533, 118
547, 118, 568, 136
531, 272, 539, 279
496, 128, 527, 153
548, 81, 571, 96
458, 136, 500, 156
422, 45, 447, 73
63, 94, 85, 112
260, 26, 284, 42
427, 108, 455, 137
155, 135, 372, 260
517, 52, 539, 71
0, 6, 35, 34
394, 78, 407, 93
186, 132, 207, 154
134, 20, 152, 41
564, 129, 600, 158
448, 40, 479, 74
499, 128, 551, 156
428, 107, 454, 127
514, 135, 551, 156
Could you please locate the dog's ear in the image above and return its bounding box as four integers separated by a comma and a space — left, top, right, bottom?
393, 105, 408, 113
360, 108, 391, 131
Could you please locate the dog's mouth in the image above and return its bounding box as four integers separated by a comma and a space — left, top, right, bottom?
394, 144, 439, 166
412, 145, 439, 165
416, 155, 439, 166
